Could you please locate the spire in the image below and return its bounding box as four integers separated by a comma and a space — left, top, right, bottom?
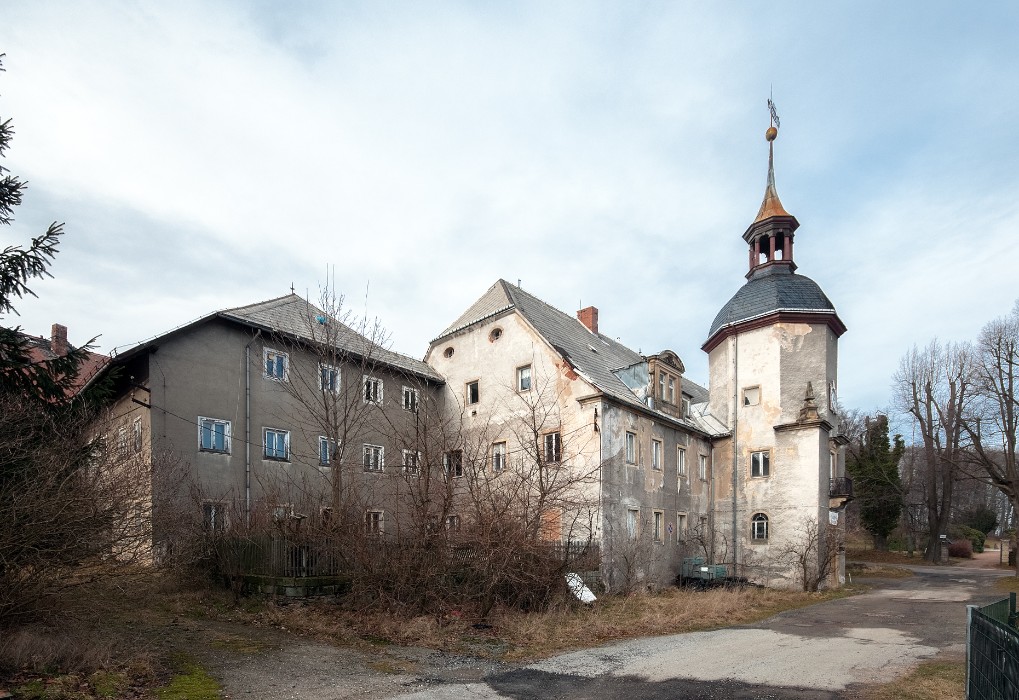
742, 98, 799, 277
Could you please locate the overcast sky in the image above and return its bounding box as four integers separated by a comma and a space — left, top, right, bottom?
3, 1, 1018, 414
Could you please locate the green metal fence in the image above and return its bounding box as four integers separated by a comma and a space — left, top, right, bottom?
968, 593, 1019, 700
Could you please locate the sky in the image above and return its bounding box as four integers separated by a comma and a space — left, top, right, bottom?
2, 1, 1018, 414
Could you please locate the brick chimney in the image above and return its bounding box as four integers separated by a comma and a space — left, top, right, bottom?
577, 306, 599, 335
51, 323, 69, 356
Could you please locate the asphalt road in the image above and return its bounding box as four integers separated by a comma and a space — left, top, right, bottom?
394, 562, 1009, 699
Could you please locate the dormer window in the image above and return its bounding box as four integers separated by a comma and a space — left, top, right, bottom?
681, 395, 691, 418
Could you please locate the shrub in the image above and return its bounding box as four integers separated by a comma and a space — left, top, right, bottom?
948, 539, 973, 558
948, 525, 985, 553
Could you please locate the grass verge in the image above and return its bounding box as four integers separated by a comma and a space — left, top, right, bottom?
155, 653, 221, 700
860, 659, 964, 700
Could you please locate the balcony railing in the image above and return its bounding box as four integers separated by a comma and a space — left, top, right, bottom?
829, 477, 853, 500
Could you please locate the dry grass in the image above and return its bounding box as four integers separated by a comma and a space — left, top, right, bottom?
994, 576, 1019, 593
245, 584, 858, 662
848, 548, 925, 565
859, 659, 964, 700
846, 561, 914, 579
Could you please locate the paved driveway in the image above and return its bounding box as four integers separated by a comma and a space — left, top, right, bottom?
395, 562, 1010, 699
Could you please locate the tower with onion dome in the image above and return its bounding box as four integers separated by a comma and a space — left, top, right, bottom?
702, 104, 850, 589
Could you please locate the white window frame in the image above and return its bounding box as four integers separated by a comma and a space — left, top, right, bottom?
199, 417, 232, 454
667, 376, 675, 404
492, 441, 507, 473
443, 449, 463, 479
319, 436, 339, 466
677, 512, 687, 542
517, 365, 532, 392
202, 501, 228, 533
626, 508, 640, 539
402, 386, 419, 412
365, 510, 384, 534
651, 439, 663, 471
625, 431, 636, 464
402, 449, 421, 475
363, 375, 383, 405
681, 396, 691, 417
319, 363, 340, 393
543, 431, 562, 464
751, 450, 770, 478
363, 444, 384, 472
751, 513, 769, 541
677, 446, 687, 477
466, 380, 480, 405
445, 514, 461, 531
263, 428, 290, 461
653, 510, 664, 543
263, 348, 289, 381
699, 454, 708, 480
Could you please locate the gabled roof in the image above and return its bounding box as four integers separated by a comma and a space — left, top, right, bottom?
21, 333, 109, 397
433, 280, 715, 433
113, 294, 442, 383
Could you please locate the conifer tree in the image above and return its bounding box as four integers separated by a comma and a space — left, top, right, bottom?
847, 415, 906, 550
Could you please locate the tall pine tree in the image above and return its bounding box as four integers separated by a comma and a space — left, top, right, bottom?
847, 415, 906, 550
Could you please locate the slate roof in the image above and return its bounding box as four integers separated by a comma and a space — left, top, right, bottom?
115, 294, 442, 382
433, 280, 716, 433
707, 266, 839, 340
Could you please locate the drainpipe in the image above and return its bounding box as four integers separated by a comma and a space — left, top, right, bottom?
731, 334, 739, 572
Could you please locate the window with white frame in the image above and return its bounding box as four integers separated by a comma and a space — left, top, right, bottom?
667, 376, 676, 404
699, 454, 708, 480
751, 450, 770, 478
319, 363, 340, 393
402, 449, 421, 475
319, 436, 338, 466
363, 375, 383, 404
443, 449, 463, 479
363, 444, 384, 472
743, 386, 761, 406
202, 501, 228, 533
445, 514, 461, 531
652, 439, 662, 471
659, 372, 667, 401
264, 348, 288, 381
263, 428, 290, 461
365, 510, 384, 534
677, 512, 687, 541
677, 446, 687, 476
626, 508, 640, 539
492, 441, 507, 473
653, 510, 664, 543
132, 417, 143, 453
830, 451, 837, 481
517, 365, 532, 392
402, 386, 418, 412
543, 431, 562, 464
625, 431, 636, 464
751, 512, 769, 540
199, 417, 231, 454
466, 380, 479, 405
681, 395, 691, 417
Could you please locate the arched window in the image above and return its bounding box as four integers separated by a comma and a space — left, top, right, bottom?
751, 513, 769, 541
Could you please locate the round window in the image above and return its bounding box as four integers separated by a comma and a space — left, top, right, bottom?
489, 327, 503, 342
443, 347, 454, 358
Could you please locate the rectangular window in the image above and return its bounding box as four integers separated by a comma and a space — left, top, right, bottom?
199, 417, 231, 454
625, 431, 636, 464
652, 439, 663, 471
743, 386, 761, 406
202, 501, 227, 533
682, 396, 691, 418
117, 426, 129, 456
132, 417, 143, 453
492, 441, 506, 473
365, 510, 384, 534
273, 504, 293, 522
445, 514, 461, 532
659, 372, 666, 400
363, 444, 384, 472
363, 376, 383, 404
751, 450, 770, 478
699, 454, 708, 480
677, 446, 687, 476
653, 510, 664, 543
402, 449, 420, 475
543, 431, 562, 464
443, 449, 463, 479
264, 348, 288, 381
263, 428, 290, 461
466, 380, 480, 405
677, 513, 687, 541
830, 451, 836, 481
402, 386, 418, 412
517, 365, 532, 391
668, 376, 676, 405
320, 364, 340, 393
318, 436, 338, 466
626, 508, 640, 539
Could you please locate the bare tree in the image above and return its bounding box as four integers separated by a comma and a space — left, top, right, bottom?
779, 515, 841, 592
893, 341, 972, 562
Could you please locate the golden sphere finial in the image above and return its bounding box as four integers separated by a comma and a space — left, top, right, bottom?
765, 126, 778, 142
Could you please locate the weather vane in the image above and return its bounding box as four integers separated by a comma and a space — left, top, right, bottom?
767, 95, 780, 142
